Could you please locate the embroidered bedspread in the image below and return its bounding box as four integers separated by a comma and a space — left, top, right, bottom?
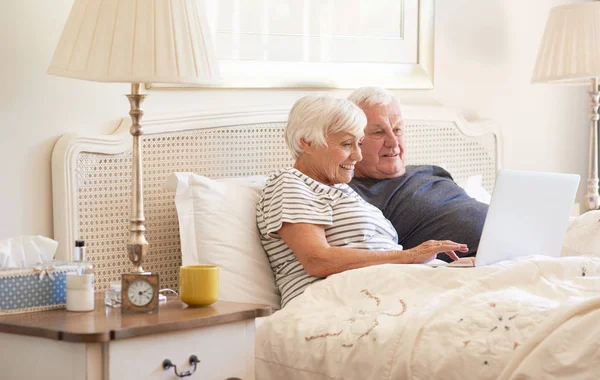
256, 256, 600, 379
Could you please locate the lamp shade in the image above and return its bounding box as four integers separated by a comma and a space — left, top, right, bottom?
48, 0, 220, 84
532, 2, 600, 84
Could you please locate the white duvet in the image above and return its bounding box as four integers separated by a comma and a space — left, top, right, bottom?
256, 256, 600, 380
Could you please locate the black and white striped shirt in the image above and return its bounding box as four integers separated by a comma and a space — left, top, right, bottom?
256, 168, 402, 308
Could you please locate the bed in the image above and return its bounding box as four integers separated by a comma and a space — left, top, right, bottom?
51, 104, 600, 379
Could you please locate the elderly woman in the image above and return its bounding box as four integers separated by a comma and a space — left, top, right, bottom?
256, 95, 468, 308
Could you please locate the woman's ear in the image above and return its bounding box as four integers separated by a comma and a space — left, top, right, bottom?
299, 138, 313, 154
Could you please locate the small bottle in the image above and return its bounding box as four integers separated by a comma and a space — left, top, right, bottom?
73, 240, 94, 275
66, 240, 95, 312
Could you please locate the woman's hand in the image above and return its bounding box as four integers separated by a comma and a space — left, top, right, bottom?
454, 257, 476, 265
404, 240, 469, 264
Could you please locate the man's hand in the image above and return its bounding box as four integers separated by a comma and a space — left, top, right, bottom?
404, 240, 469, 263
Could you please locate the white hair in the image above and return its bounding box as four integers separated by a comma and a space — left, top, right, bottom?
347, 86, 395, 108
285, 95, 366, 160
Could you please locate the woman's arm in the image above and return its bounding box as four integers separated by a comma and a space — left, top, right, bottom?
278, 222, 468, 278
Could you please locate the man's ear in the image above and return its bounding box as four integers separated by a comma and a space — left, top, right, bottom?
299, 138, 313, 154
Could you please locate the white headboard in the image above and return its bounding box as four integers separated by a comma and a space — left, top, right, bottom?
51, 105, 500, 293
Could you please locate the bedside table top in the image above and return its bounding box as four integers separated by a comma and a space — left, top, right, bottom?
0, 293, 271, 343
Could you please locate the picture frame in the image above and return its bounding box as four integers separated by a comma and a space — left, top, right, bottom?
147, 0, 434, 90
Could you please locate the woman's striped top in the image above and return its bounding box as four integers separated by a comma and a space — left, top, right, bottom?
256, 168, 402, 308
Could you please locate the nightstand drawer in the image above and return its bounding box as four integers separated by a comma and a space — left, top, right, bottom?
108, 320, 255, 380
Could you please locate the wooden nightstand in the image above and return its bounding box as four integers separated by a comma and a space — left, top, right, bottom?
0, 294, 271, 380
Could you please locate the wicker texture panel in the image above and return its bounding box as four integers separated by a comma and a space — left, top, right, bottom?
76, 123, 293, 293
404, 122, 496, 192
75, 121, 495, 293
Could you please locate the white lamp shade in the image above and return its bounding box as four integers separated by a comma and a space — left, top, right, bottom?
48, 0, 220, 84
532, 2, 600, 84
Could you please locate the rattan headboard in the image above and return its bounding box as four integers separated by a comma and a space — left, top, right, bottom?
51, 106, 501, 293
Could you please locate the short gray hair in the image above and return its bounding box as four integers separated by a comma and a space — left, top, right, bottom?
347, 86, 395, 108
285, 95, 366, 160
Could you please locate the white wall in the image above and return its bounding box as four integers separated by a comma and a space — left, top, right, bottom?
0, 0, 590, 240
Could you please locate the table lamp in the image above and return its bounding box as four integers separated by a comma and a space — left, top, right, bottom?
47, 0, 221, 312
532, 1, 600, 211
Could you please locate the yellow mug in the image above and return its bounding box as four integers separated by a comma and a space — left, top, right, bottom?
179, 265, 219, 307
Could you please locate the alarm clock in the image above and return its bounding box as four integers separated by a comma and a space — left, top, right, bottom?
121, 272, 159, 313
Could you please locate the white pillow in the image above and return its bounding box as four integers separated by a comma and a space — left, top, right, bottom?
561, 210, 600, 257
458, 175, 492, 204
164, 173, 280, 310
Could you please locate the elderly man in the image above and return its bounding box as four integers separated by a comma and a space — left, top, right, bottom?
347, 87, 488, 261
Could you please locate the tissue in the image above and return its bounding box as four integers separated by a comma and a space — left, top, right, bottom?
0, 236, 59, 269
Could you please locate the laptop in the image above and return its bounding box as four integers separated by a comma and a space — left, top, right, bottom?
428, 169, 580, 268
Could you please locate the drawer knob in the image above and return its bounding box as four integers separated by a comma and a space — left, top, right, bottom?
162, 355, 201, 377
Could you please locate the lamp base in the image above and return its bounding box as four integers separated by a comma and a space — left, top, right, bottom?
127, 241, 148, 273
587, 78, 600, 211
126, 83, 150, 272
585, 184, 600, 211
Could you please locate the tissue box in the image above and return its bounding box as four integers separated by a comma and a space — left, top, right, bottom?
0, 262, 80, 315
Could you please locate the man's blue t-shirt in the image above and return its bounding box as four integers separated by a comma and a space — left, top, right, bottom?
349, 165, 488, 261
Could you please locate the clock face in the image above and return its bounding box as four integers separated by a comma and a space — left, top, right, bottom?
127, 279, 154, 307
